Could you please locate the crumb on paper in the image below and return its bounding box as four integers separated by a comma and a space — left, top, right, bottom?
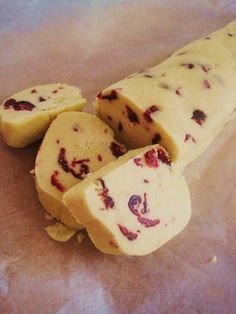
44, 212, 55, 221
210, 256, 218, 263
45, 222, 76, 242
77, 232, 86, 244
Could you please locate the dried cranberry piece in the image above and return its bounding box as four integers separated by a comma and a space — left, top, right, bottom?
97, 89, 118, 101
137, 216, 160, 227
144, 149, 159, 168
73, 164, 89, 179
97, 178, 108, 197
58, 148, 90, 179
15, 101, 35, 111
185, 134, 191, 142
118, 121, 123, 131
151, 133, 161, 144
97, 154, 102, 161
157, 147, 171, 166
182, 63, 195, 69
184, 133, 196, 143
128, 195, 142, 215
133, 158, 143, 167
58, 148, 70, 173
128, 193, 160, 228
175, 87, 182, 96
191, 109, 206, 126
203, 79, 211, 89
71, 158, 90, 179
143, 74, 153, 78
118, 224, 138, 241
51, 170, 65, 192
201, 65, 211, 73
3, 99, 35, 111
126, 105, 139, 123
141, 192, 149, 214
110, 142, 126, 158
143, 105, 159, 123
71, 157, 89, 167
3, 99, 16, 109
97, 178, 115, 210
104, 196, 115, 209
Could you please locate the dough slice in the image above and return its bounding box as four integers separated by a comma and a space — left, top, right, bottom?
64, 145, 191, 255
0, 83, 86, 147
35, 112, 126, 230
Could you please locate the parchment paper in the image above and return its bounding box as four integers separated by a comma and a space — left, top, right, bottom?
0, 1, 236, 313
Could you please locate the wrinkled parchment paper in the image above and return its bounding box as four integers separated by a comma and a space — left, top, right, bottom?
0, 1, 236, 313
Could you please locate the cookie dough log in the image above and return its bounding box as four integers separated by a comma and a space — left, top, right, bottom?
35, 112, 126, 230
64, 145, 191, 255
0, 83, 86, 147
95, 20, 236, 170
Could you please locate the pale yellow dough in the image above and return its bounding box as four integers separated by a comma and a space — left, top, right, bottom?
64, 145, 191, 256
45, 222, 77, 242
35, 112, 126, 230
95, 20, 236, 170
0, 83, 86, 147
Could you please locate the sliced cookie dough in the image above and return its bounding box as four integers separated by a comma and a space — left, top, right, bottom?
35, 111, 126, 231
64, 145, 191, 255
0, 83, 86, 147
96, 21, 236, 170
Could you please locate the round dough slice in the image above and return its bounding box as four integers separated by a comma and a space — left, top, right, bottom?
35, 112, 127, 230
64, 145, 191, 255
